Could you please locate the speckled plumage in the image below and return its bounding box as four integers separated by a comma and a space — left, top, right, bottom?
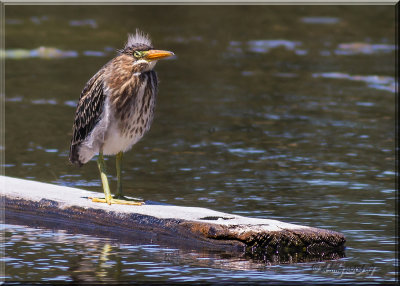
69, 32, 159, 166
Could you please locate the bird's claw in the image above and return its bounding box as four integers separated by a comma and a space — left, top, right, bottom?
88, 197, 145, 206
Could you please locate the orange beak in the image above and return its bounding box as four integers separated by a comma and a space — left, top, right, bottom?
144, 50, 175, 61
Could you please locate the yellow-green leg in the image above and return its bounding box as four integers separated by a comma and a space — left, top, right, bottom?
96, 151, 112, 205
113, 151, 144, 203
115, 151, 124, 199
90, 151, 144, 206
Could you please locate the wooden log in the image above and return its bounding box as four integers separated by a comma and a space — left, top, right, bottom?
2, 175, 345, 264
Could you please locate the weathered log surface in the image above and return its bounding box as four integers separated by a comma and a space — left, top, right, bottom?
2, 175, 346, 263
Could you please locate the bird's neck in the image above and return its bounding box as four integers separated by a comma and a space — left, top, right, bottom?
133, 59, 157, 74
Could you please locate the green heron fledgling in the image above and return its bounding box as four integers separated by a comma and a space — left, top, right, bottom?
69, 30, 174, 205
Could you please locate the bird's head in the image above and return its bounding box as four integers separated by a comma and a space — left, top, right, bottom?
119, 29, 174, 73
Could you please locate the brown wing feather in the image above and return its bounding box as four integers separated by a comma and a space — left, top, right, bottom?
69, 66, 107, 166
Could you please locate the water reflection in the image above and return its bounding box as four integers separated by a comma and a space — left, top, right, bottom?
300, 17, 340, 24
312, 72, 396, 93
247, 40, 302, 53
4, 223, 386, 282
3, 47, 78, 59
2, 47, 111, 59
227, 39, 305, 55
335, 42, 396, 55
30, 16, 49, 25
82, 50, 107, 57
69, 19, 97, 28
5, 18, 24, 25
3, 224, 273, 282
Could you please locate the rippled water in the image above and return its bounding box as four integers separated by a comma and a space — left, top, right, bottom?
3, 5, 396, 283
0, 223, 389, 282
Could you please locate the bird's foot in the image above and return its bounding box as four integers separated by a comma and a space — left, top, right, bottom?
88, 197, 145, 206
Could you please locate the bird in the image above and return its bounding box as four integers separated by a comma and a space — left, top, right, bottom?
69, 30, 174, 205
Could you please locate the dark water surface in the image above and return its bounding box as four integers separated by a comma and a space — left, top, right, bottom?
3, 5, 396, 283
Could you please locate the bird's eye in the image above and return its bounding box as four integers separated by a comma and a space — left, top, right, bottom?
134, 51, 142, 58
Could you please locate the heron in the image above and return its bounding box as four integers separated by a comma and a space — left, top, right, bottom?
69, 30, 174, 205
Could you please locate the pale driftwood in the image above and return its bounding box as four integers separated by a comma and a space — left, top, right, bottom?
2, 175, 345, 263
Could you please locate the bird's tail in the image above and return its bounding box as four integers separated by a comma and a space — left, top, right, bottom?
69, 144, 83, 167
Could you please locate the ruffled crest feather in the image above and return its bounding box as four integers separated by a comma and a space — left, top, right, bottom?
125, 29, 152, 48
